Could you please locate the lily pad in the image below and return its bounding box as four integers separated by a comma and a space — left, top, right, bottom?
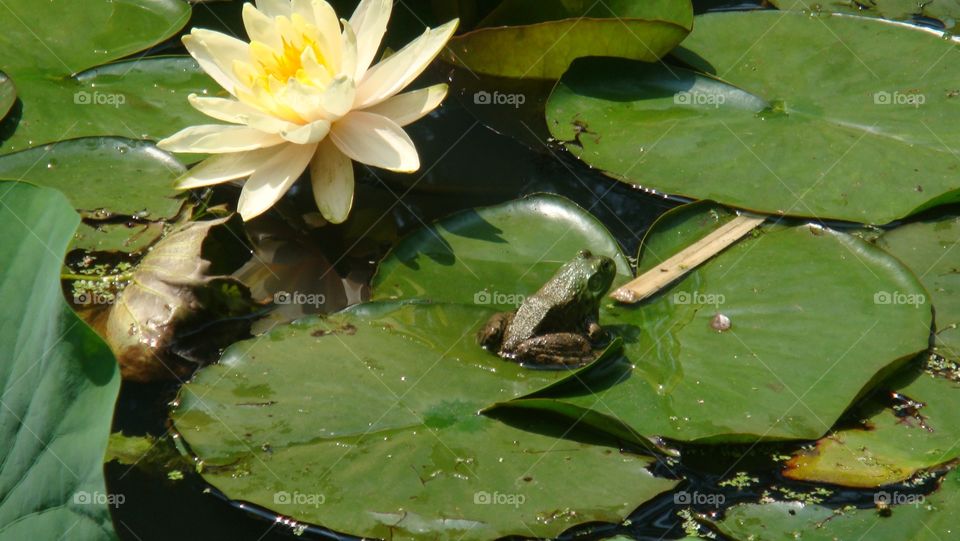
73, 221, 166, 254
372, 194, 633, 307
877, 213, 960, 361
0, 181, 120, 539
783, 360, 960, 487
444, 0, 693, 78
546, 12, 960, 224
715, 467, 960, 541
1, 57, 215, 157
0, 137, 185, 220
491, 202, 931, 443
172, 303, 677, 540
771, 0, 960, 29
0, 71, 13, 120
0, 0, 214, 155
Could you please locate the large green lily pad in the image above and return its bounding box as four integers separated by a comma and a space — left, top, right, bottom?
172, 303, 676, 540
547, 12, 960, 224
0, 137, 185, 220
771, 0, 960, 29
444, 0, 693, 78
877, 213, 960, 361
715, 466, 960, 541
0, 0, 214, 155
784, 361, 960, 487
487, 202, 931, 443
373, 194, 633, 307
0, 181, 120, 539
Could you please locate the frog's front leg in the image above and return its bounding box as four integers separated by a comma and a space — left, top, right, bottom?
586, 317, 605, 343
509, 333, 596, 367
477, 312, 513, 351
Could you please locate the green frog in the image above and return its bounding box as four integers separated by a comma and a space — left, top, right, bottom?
477, 250, 616, 367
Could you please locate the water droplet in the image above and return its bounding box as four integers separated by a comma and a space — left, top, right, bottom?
711, 313, 732, 332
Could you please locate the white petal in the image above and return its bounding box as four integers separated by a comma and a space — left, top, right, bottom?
188, 94, 294, 133
310, 139, 355, 223
277, 77, 354, 123
183, 32, 250, 96
329, 111, 419, 172
300, 0, 341, 74
339, 19, 358, 81
349, 0, 391, 81
281, 119, 331, 144
355, 19, 458, 109
175, 149, 275, 189
361, 83, 447, 126
255, 0, 291, 18
238, 143, 317, 220
157, 124, 286, 153
290, 0, 318, 24
243, 3, 282, 49
310, 0, 342, 71
300, 43, 332, 84
319, 76, 356, 119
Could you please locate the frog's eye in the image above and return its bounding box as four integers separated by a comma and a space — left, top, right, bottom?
588, 274, 606, 293
578, 249, 592, 259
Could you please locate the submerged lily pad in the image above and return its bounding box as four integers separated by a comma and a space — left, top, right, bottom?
0, 181, 120, 539
715, 467, 960, 541
73, 221, 166, 254
783, 360, 960, 487
547, 12, 960, 224
173, 303, 676, 540
0, 137, 185, 220
486, 202, 930, 443
877, 213, 960, 361
444, 0, 693, 78
0, 0, 213, 155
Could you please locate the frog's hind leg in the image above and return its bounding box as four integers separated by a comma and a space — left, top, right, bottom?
510, 333, 595, 368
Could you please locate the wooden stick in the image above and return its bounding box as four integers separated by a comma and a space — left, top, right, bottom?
611, 213, 767, 304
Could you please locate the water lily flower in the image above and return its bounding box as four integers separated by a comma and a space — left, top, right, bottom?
158, 0, 457, 222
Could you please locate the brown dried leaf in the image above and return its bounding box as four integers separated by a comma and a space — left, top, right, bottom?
106, 218, 228, 381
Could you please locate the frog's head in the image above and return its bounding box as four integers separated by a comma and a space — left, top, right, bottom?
570, 249, 616, 305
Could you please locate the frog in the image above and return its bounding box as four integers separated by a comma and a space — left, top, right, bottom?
476, 250, 616, 367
